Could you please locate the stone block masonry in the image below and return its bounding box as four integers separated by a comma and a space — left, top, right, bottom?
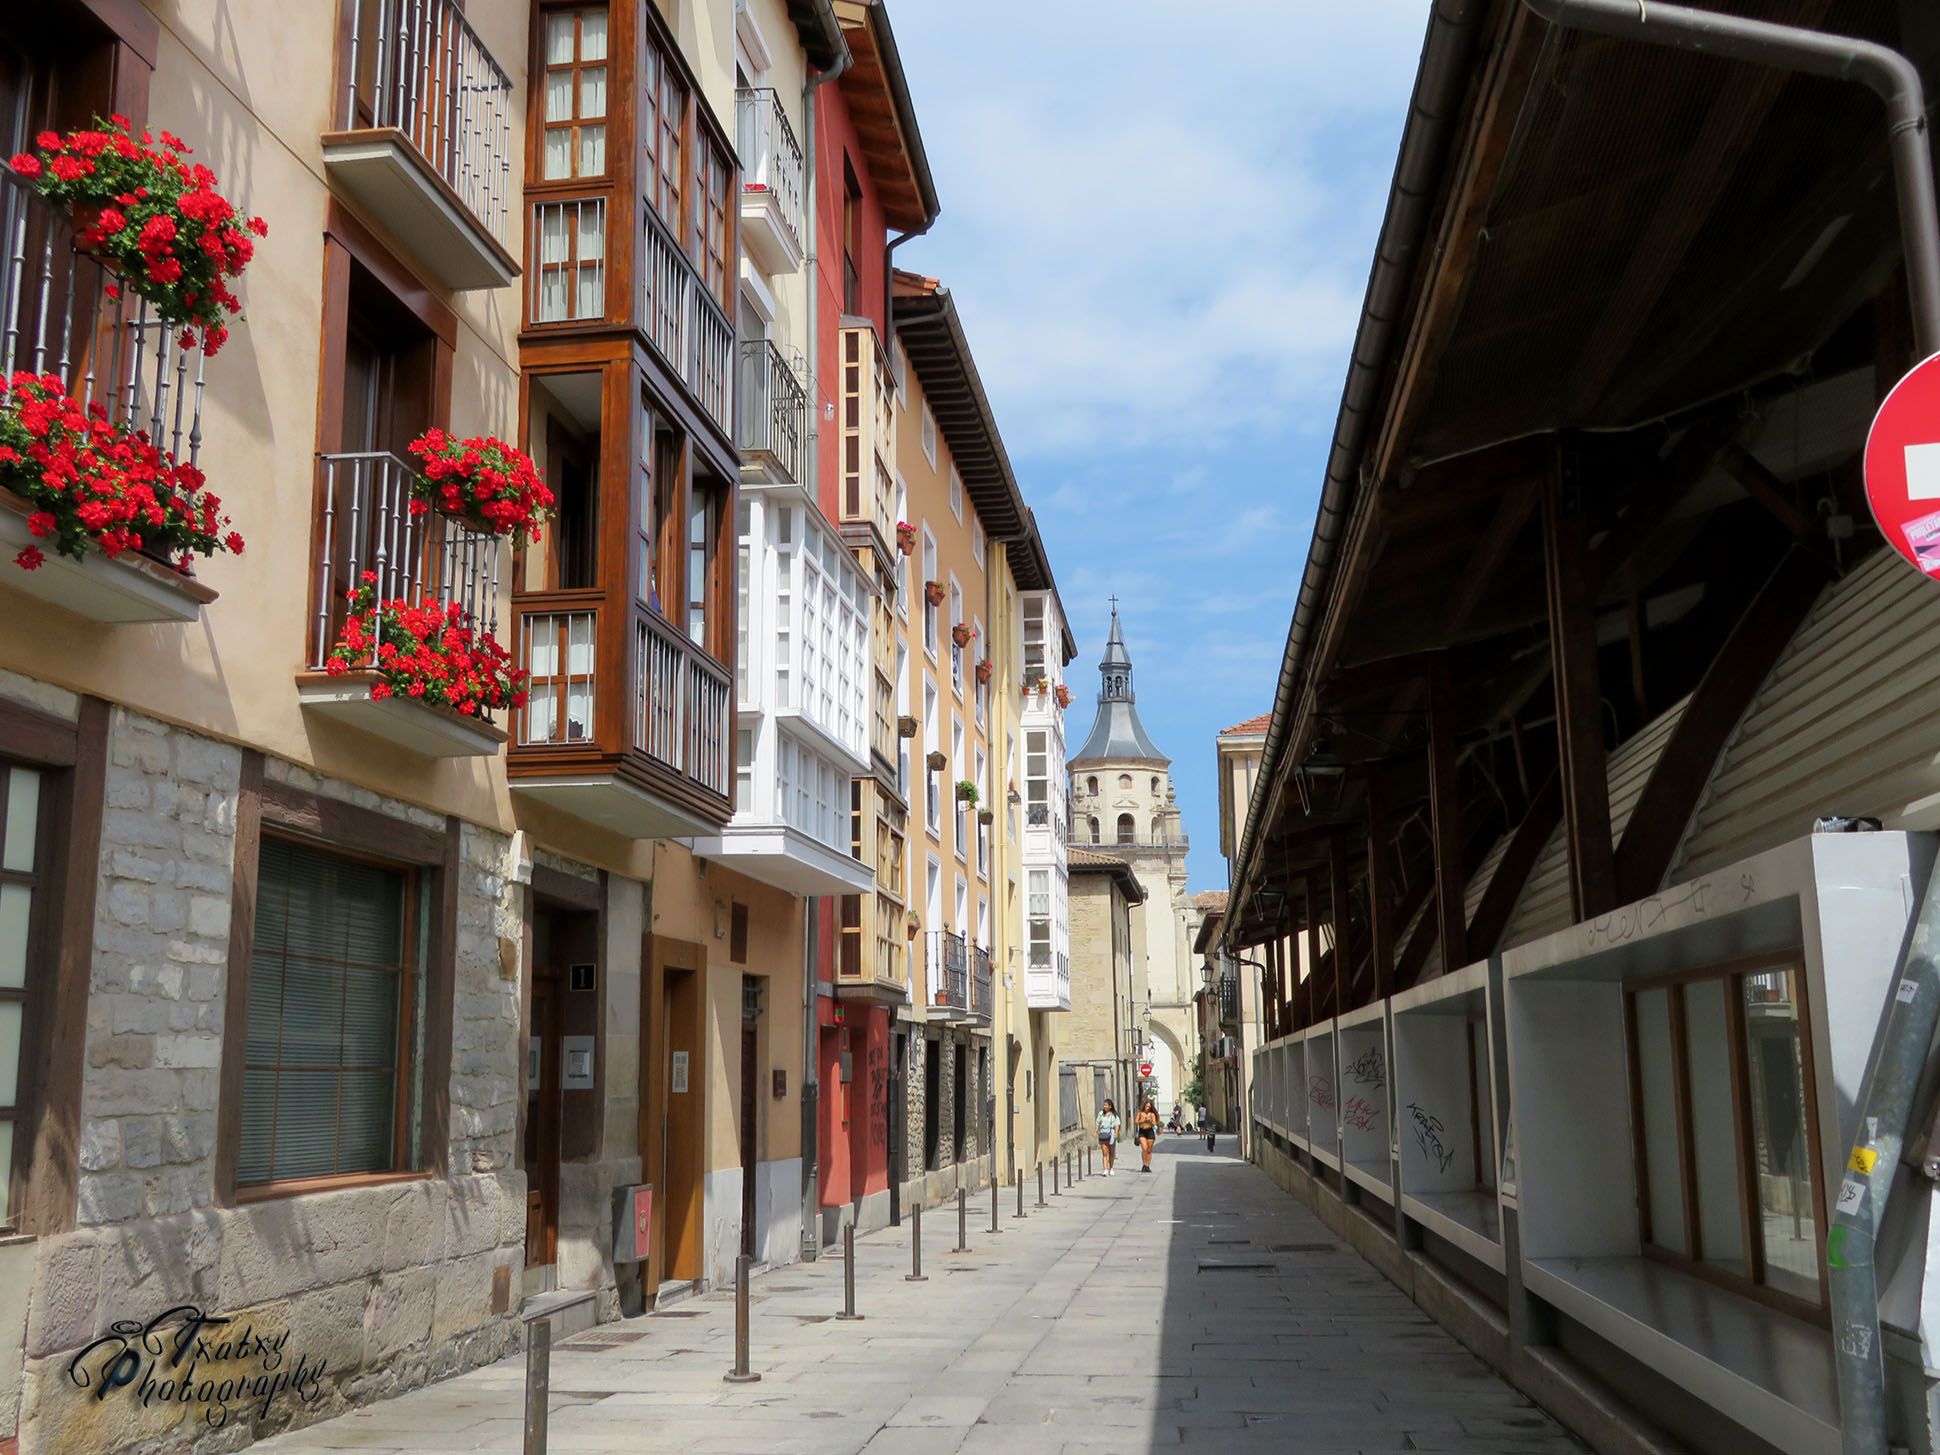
15, 708, 526, 1455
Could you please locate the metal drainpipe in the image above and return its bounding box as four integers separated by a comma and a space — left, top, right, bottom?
800, 41, 852, 1265
1513, 10, 1940, 1448
1518, 0, 1940, 353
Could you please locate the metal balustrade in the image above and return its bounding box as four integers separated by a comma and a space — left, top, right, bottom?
309, 451, 503, 671
0, 172, 207, 468
342, 0, 513, 246
641, 209, 734, 438
970, 944, 993, 1022
927, 929, 968, 1014
515, 604, 598, 746
734, 88, 805, 255
736, 339, 806, 481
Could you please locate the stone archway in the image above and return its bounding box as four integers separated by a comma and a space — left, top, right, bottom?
1143, 1016, 1192, 1116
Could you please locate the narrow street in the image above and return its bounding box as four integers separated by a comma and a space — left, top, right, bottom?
255, 1140, 1578, 1455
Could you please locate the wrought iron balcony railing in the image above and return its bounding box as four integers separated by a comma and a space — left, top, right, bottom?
0, 171, 207, 469
341, 0, 513, 247
307, 451, 503, 670
734, 87, 805, 255
927, 929, 968, 1016
970, 943, 993, 1022
737, 338, 806, 482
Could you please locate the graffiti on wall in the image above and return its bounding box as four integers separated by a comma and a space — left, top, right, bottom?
1407, 1101, 1456, 1173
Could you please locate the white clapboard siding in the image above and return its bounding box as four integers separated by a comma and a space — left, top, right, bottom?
1498, 695, 1692, 949
1670, 551, 1940, 882
1419, 830, 1516, 980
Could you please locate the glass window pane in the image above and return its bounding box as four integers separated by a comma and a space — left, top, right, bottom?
270, 1069, 339, 1182
3, 767, 39, 872
0, 884, 29, 991
0, 1000, 19, 1104
1745, 969, 1819, 1301
579, 124, 605, 176
0, 1119, 11, 1219
579, 67, 606, 120
237, 1069, 274, 1184
1684, 979, 1745, 1274
542, 127, 571, 181
544, 71, 572, 124
544, 11, 576, 64
1634, 987, 1686, 1254
338, 1072, 396, 1173
579, 8, 608, 60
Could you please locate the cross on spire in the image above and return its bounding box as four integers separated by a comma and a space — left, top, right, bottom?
1108, 593, 1119, 614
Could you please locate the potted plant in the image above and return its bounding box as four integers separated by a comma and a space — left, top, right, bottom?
951, 622, 973, 648
955, 779, 978, 805
325, 571, 525, 721
975, 658, 993, 684
1054, 684, 1073, 709
0, 371, 243, 573
8, 117, 267, 355
897, 713, 918, 739
406, 428, 554, 546
895, 520, 916, 555
926, 749, 947, 772
924, 579, 946, 607
905, 911, 920, 940
977, 807, 994, 826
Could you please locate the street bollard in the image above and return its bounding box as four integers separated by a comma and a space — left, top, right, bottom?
991, 1175, 1000, 1233
523, 1317, 550, 1455
907, 1199, 928, 1281
1052, 1153, 1060, 1196
724, 1253, 761, 1384
836, 1223, 862, 1321
1076, 1147, 1083, 1182
1067, 1151, 1074, 1188
1014, 1169, 1027, 1219
954, 1186, 970, 1253
1036, 1162, 1046, 1208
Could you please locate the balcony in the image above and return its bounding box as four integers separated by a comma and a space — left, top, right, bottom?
0, 173, 221, 624
298, 451, 507, 758
969, 943, 994, 1024
642, 208, 734, 439
1026, 948, 1071, 1013
687, 486, 871, 895
509, 597, 733, 837
735, 88, 805, 275
837, 324, 895, 560
837, 890, 910, 1006
926, 930, 970, 1020
737, 339, 807, 483
325, 0, 517, 290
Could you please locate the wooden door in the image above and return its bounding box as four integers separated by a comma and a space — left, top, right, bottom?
525, 973, 561, 1268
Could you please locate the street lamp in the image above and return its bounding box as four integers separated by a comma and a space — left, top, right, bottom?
1293, 739, 1347, 817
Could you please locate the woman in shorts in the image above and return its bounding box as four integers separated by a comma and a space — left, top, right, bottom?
1134, 1098, 1160, 1173
1096, 1100, 1120, 1175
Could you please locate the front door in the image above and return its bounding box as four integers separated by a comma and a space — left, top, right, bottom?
525, 972, 561, 1270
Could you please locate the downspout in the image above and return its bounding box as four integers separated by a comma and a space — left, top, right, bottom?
1515, 7, 1940, 1452
800, 37, 852, 1265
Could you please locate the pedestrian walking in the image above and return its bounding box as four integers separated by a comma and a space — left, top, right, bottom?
1097, 1100, 1121, 1176
1134, 1097, 1160, 1173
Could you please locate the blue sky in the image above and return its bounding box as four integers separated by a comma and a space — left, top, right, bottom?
892, 3, 1430, 891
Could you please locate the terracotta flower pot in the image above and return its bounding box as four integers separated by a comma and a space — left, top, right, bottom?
925, 580, 947, 607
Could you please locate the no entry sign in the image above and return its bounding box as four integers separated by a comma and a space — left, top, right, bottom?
1864, 353, 1940, 579
1139, 1062, 1153, 1077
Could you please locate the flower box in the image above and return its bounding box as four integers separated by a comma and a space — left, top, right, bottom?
955, 779, 978, 804
951, 623, 973, 648
925, 749, 947, 773
975, 659, 993, 684
977, 807, 995, 826
895, 521, 916, 556
897, 714, 918, 740
924, 580, 946, 607
298, 672, 506, 759
0, 491, 217, 623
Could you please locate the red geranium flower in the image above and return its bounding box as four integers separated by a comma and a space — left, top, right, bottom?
326, 579, 524, 721
404, 430, 554, 547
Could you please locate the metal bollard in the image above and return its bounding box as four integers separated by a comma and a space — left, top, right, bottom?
991, 1175, 1000, 1233
724, 1253, 761, 1384
1076, 1146, 1083, 1182
1036, 1162, 1046, 1208
1014, 1169, 1027, 1219
1066, 1151, 1074, 1187
1052, 1154, 1060, 1196
523, 1317, 550, 1455
954, 1186, 970, 1253
907, 1200, 928, 1281
836, 1223, 862, 1321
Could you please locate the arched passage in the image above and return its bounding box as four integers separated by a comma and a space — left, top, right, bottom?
1143, 1016, 1191, 1114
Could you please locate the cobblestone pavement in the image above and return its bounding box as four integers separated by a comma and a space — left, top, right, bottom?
256, 1138, 1582, 1454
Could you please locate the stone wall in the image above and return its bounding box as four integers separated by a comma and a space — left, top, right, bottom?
16, 711, 527, 1455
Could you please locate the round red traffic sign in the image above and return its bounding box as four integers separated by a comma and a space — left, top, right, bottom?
1864, 353, 1940, 580
1139, 1062, 1153, 1077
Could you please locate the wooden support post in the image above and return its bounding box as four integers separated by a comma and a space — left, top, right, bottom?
1426, 660, 1467, 977
1329, 832, 1354, 1013
1305, 874, 1326, 1021
1542, 445, 1618, 920
1365, 779, 1394, 1003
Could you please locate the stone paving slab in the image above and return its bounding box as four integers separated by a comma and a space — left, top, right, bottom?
254, 1141, 1582, 1455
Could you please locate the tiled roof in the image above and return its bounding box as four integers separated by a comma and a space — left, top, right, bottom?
1191, 890, 1228, 912
1068, 847, 1129, 868
1219, 713, 1272, 738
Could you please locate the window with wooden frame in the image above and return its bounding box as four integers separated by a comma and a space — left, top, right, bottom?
694, 129, 730, 300
0, 758, 48, 1229
539, 7, 608, 181
841, 158, 862, 315
640, 34, 685, 231
1625, 962, 1824, 1315
238, 835, 427, 1193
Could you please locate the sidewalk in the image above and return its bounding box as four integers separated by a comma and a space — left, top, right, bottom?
255, 1139, 1581, 1453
